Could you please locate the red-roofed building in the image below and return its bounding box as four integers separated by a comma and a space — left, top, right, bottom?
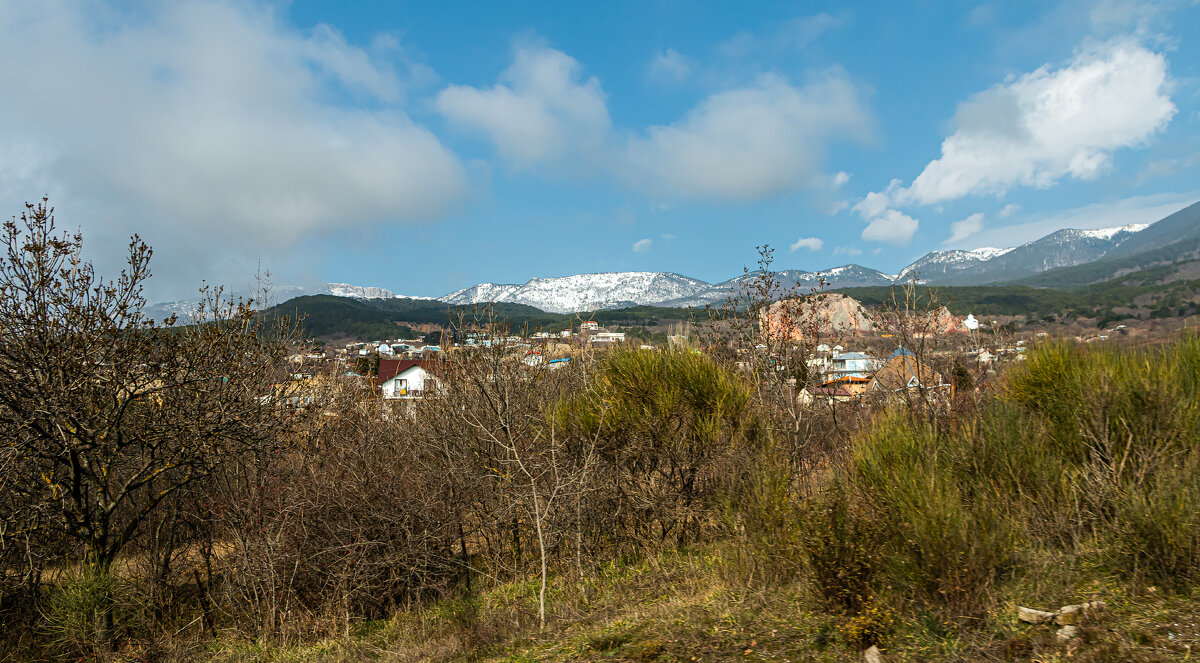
375, 359, 435, 399
818, 375, 871, 396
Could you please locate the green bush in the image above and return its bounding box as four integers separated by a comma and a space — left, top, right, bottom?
1003, 335, 1200, 584
798, 488, 879, 614
554, 348, 759, 549
778, 333, 1200, 633
1112, 462, 1200, 590
953, 401, 1080, 545
40, 568, 135, 655
848, 413, 1017, 616
1005, 340, 1089, 459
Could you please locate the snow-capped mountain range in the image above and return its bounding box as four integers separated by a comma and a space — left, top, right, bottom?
899, 223, 1149, 285
429, 222, 1150, 312
146, 220, 1164, 317
440, 272, 711, 313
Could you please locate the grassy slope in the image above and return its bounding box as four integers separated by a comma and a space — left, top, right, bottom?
206, 545, 1199, 662
840, 275, 1200, 318
1015, 201, 1200, 289
1018, 236, 1200, 289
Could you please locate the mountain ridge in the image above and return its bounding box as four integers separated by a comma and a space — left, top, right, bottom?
147, 203, 1198, 316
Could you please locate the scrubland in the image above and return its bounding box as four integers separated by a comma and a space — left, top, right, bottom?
6, 333, 1200, 662
2, 215, 1198, 661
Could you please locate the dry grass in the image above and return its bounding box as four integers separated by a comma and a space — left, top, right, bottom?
190, 540, 1199, 663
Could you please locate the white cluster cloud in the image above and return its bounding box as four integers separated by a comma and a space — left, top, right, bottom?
861, 209, 919, 245
439, 47, 871, 202
624, 72, 870, 201
0, 1, 466, 296
436, 45, 611, 169
854, 38, 1175, 246
944, 212, 985, 246
997, 203, 1021, 218
852, 179, 918, 244
632, 238, 653, 252
646, 49, 691, 83
905, 40, 1174, 205
789, 236, 823, 252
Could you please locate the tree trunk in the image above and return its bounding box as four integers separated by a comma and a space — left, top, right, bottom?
530, 477, 548, 630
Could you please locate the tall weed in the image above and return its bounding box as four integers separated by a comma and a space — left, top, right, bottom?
798, 487, 879, 614
848, 414, 1016, 617
719, 453, 806, 589
1006, 335, 1200, 584
1112, 462, 1200, 591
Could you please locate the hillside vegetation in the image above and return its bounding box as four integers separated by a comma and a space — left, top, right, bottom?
184, 334, 1200, 662
266, 295, 697, 342
269, 295, 420, 341
8, 285, 1200, 660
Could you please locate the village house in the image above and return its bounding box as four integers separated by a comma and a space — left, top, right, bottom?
825, 351, 880, 381
867, 347, 946, 393
801, 375, 872, 405
375, 358, 435, 399
821, 375, 871, 395
587, 331, 626, 344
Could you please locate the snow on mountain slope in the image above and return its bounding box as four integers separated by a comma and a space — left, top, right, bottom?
440, 272, 712, 314
967, 247, 1016, 260
900, 223, 1149, 284
325, 283, 397, 299
899, 248, 1013, 281
145, 218, 1166, 318
616, 266, 896, 309
1072, 224, 1150, 240
806, 265, 896, 286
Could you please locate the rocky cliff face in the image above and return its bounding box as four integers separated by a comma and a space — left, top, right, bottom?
762, 293, 876, 342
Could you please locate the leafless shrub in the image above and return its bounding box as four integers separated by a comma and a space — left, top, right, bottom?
0, 199, 298, 649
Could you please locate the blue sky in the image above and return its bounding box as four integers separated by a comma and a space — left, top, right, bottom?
0, 1, 1197, 301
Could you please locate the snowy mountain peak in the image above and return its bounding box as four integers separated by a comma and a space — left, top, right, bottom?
440, 271, 711, 314
1074, 223, 1150, 240
325, 283, 397, 299
967, 246, 1015, 260
898, 249, 1003, 281
899, 220, 1152, 285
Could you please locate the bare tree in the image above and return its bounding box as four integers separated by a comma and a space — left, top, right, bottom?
698, 245, 842, 473
0, 199, 296, 642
